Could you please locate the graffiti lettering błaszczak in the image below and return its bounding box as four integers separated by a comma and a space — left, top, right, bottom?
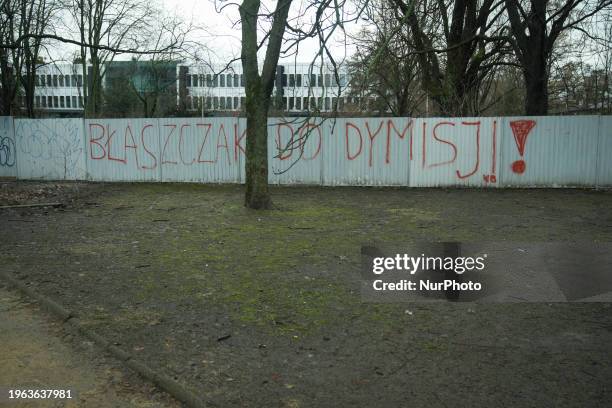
88, 121, 245, 169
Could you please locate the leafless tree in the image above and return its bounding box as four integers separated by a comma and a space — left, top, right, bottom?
69, 0, 160, 116
218, 0, 365, 208
505, 0, 612, 115
389, 0, 510, 116
348, 0, 424, 116
0, 0, 59, 116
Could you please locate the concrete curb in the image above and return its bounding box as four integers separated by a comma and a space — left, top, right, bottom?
0, 271, 214, 408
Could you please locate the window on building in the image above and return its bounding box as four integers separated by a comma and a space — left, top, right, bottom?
233, 96, 239, 110
332, 97, 337, 111
53, 75, 58, 87
240, 75, 244, 87
35, 96, 40, 107
186, 75, 191, 87
324, 74, 331, 87
66, 75, 72, 87
72, 96, 77, 108
193, 75, 198, 87
77, 75, 83, 87
289, 74, 295, 87
59, 75, 64, 87
296, 74, 302, 87
72, 75, 78, 87
40, 75, 45, 86
339, 74, 347, 87
41, 96, 47, 107
240, 96, 246, 107
48, 96, 53, 107
339, 97, 344, 111
219, 97, 226, 110
53, 96, 58, 107
220, 75, 225, 87
35, 76, 40, 86
213, 96, 219, 109
66, 96, 71, 107
288, 97, 294, 110
233, 75, 239, 87
79, 96, 83, 107
295, 97, 301, 110
199, 75, 205, 86
226, 74, 233, 87
59, 96, 64, 107
47, 75, 52, 86
303, 97, 309, 110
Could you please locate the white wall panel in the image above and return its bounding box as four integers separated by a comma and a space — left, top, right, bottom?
15, 118, 85, 180
85, 119, 160, 181
499, 116, 600, 187
268, 117, 324, 185
410, 117, 500, 187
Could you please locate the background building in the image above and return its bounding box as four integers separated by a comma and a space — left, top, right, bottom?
27, 61, 361, 117
178, 62, 355, 115
33, 63, 84, 116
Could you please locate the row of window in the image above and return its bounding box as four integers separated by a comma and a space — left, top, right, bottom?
185, 73, 349, 89
185, 95, 371, 112
280, 73, 349, 88
186, 73, 244, 88
35, 95, 83, 109
186, 95, 245, 111
35, 74, 83, 88
275, 96, 368, 111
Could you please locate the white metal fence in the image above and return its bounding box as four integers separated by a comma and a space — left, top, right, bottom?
1, 116, 610, 187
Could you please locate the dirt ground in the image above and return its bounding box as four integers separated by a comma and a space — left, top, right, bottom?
1, 180, 611, 407
0, 284, 179, 407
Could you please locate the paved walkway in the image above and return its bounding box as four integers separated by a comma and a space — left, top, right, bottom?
0, 285, 178, 408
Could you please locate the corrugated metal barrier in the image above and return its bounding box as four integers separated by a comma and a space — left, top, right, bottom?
0, 115, 610, 187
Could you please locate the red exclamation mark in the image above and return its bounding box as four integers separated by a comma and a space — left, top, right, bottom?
509, 120, 536, 174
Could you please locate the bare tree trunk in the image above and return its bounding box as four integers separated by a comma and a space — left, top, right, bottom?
244, 86, 271, 209
0, 49, 14, 116
239, 0, 291, 209
524, 65, 549, 115
88, 53, 103, 116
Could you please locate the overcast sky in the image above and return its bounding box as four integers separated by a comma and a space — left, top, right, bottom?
49, 0, 362, 67
160, 0, 360, 65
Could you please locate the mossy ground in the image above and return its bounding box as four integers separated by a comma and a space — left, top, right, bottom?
2, 182, 611, 407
